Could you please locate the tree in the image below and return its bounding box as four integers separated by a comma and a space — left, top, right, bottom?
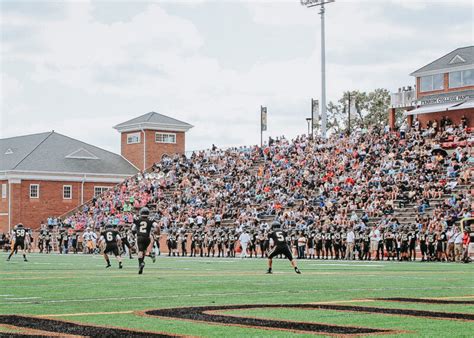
326, 101, 345, 134
365, 88, 391, 127
326, 88, 391, 133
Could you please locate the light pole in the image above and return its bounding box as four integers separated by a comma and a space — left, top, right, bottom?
306, 117, 312, 137
301, 0, 334, 138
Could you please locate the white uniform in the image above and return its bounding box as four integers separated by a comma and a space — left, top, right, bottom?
239, 232, 251, 258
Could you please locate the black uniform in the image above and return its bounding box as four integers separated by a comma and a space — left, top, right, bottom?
101, 229, 120, 256
134, 219, 155, 252
13, 227, 26, 251
268, 228, 293, 261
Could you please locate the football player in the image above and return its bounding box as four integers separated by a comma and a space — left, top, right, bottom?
266, 221, 301, 274
119, 226, 133, 259
132, 207, 159, 274
6, 223, 28, 262
99, 224, 123, 269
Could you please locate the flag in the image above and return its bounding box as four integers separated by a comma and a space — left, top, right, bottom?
311, 99, 319, 130
261, 106, 267, 131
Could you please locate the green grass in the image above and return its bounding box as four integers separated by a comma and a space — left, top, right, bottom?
1, 252, 473, 337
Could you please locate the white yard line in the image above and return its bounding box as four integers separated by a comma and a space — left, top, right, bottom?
308, 263, 384, 267
9, 286, 474, 305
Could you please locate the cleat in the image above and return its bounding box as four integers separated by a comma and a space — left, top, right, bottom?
106, 264, 111, 268
138, 262, 145, 275
295, 268, 301, 274
266, 269, 272, 274
119, 263, 123, 269
151, 253, 156, 263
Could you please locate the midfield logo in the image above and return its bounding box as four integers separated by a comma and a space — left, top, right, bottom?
1, 298, 473, 336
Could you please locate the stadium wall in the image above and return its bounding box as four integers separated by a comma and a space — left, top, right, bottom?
415, 107, 474, 128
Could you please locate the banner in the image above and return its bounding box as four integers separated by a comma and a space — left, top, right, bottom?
311, 99, 319, 130
261, 106, 267, 131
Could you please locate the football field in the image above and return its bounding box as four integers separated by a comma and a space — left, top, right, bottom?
1, 253, 473, 337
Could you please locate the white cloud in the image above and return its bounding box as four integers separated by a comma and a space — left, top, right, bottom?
1, 0, 472, 151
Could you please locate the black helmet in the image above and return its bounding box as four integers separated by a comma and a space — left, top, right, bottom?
139, 207, 150, 218
17, 223, 24, 228
271, 221, 281, 230
106, 224, 114, 229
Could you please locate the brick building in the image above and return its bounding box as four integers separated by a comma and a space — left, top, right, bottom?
114, 112, 193, 170
0, 112, 193, 232
389, 46, 474, 129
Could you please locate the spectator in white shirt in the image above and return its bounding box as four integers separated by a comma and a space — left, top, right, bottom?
454, 228, 463, 262
238, 230, 251, 258
345, 227, 355, 260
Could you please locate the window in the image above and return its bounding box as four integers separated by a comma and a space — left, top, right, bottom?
1, 184, 6, 199
94, 186, 110, 196
63, 185, 72, 199
30, 184, 39, 199
449, 71, 462, 88
449, 69, 474, 88
464, 69, 474, 86
420, 74, 444, 92
155, 132, 176, 144
127, 132, 141, 144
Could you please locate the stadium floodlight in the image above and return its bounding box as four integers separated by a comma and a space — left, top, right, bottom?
300, 0, 335, 138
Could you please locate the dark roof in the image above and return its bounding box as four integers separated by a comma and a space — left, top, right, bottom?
114, 112, 193, 129
411, 46, 474, 76
0, 131, 138, 175
0, 132, 52, 171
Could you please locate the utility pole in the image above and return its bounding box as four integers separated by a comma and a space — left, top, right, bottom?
301, 0, 335, 138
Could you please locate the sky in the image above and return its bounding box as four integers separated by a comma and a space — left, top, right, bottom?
1, 0, 472, 153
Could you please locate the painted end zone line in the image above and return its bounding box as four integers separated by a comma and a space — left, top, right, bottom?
36, 300, 374, 318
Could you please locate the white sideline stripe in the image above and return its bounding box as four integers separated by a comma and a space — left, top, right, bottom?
9, 286, 474, 305
4, 297, 41, 300
308, 264, 384, 267
0, 295, 14, 297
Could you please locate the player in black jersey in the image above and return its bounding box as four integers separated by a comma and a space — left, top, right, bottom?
266, 222, 301, 274
132, 207, 159, 274
119, 226, 133, 259
384, 229, 395, 261
99, 224, 123, 269
190, 231, 199, 257
418, 228, 428, 261
228, 232, 236, 257
38, 225, 46, 253
426, 230, 436, 261
7, 224, 28, 262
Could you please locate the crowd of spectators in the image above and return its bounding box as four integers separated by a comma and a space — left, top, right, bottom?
41, 120, 473, 261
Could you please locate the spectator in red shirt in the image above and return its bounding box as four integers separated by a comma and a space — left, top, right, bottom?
463, 228, 471, 263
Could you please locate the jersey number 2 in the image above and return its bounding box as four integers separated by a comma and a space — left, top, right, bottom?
139, 222, 148, 233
